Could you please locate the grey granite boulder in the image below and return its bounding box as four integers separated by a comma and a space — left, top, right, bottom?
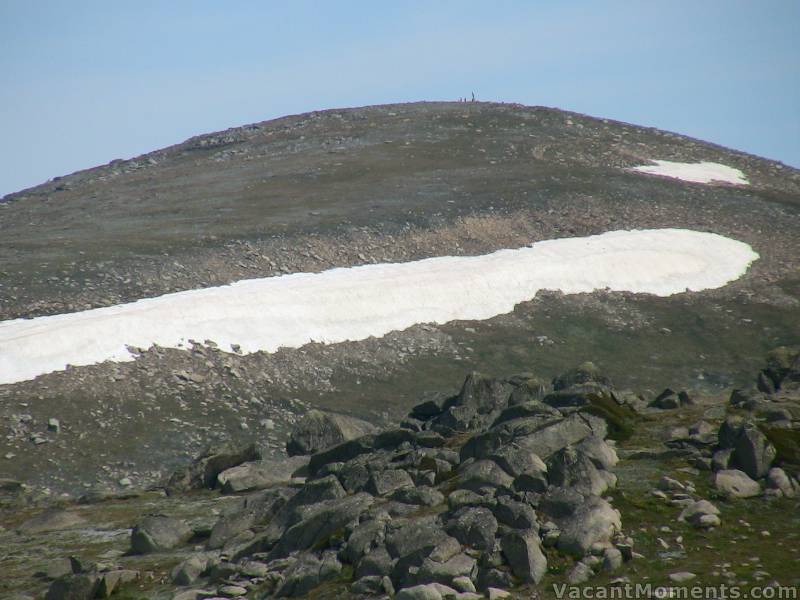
492, 497, 538, 530
217, 456, 308, 493
208, 486, 293, 550
351, 575, 394, 596
446, 507, 498, 551
553, 362, 611, 391
391, 485, 445, 507
355, 546, 395, 578
501, 529, 547, 583
540, 489, 621, 557
171, 554, 212, 585
713, 469, 761, 498
342, 517, 389, 564
547, 446, 614, 496
575, 436, 618, 470
491, 400, 560, 428
396, 584, 446, 600
416, 552, 477, 585
732, 422, 776, 479
166, 442, 260, 493
130, 515, 192, 554
45, 574, 99, 600
287, 409, 376, 456
453, 372, 513, 414
275, 551, 342, 597
457, 459, 514, 492
766, 467, 797, 497
269, 493, 374, 558
385, 516, 452, 565
678, 499, 721, 528
368, 468, 416, 496
488, 443, 548, 479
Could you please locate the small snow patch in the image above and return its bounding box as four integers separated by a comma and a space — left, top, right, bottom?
631, 160, 748, 185
0, 229, 758, 386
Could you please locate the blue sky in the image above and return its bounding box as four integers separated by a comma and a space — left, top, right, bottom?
1, 1, 798, 197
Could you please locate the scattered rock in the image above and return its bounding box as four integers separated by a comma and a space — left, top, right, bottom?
27, 365, 639, 598
699, 514, 721, 527
679, 500, 721, 528
658, 476, 685, 491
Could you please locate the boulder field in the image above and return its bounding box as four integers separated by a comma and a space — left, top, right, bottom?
25, 348, 800, 598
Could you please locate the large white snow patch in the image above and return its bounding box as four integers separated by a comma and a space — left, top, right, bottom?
631, 160, 748, 185
0, 228, 758, 385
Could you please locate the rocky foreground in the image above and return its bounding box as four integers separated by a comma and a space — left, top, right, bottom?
2, 349, 800, 599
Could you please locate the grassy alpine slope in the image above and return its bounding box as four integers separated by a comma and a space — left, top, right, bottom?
0, 102, 798, 598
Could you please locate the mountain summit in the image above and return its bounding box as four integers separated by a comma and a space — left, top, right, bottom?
0, 102, 799, 597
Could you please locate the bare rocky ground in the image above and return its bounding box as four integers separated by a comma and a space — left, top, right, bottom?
1, 353, 799, 599
0, 102, 799, 598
